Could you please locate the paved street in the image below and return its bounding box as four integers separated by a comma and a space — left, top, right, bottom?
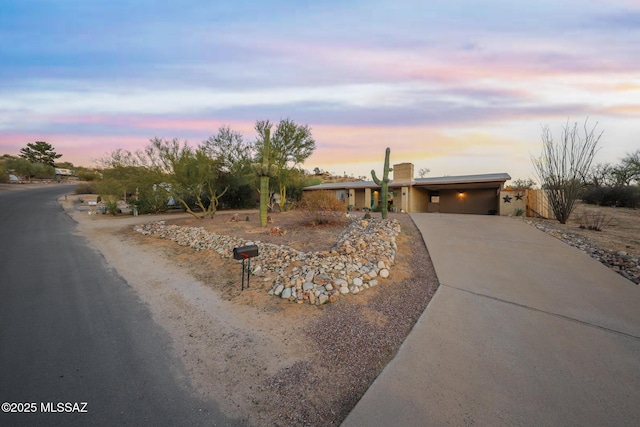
0, 185, 237, 426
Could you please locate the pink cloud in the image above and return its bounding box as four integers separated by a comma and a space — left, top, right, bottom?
0, 132, 149, 166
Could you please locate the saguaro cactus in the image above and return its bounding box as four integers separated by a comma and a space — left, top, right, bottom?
252, 128, 278, 227
371, 147, 391, 219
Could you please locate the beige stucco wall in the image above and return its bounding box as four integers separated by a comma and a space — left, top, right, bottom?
354, 189, 367, 210
408, 187, 430, 212
498, 189, 552, 218
499, 190, 527, 216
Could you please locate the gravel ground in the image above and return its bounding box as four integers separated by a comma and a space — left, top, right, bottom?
65, 201, 439, 426
247, 215, 439, 426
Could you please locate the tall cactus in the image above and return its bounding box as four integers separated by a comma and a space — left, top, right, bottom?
252, 128, 278, 227
371, 147, 392, 219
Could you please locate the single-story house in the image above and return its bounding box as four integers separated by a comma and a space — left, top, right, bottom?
303, 163, 512, 215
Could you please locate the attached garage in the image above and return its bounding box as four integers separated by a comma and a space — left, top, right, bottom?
412, 174, 510, 215
303, 163, 510, 215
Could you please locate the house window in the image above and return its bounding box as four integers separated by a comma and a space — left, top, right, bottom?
430, 192, 440, 203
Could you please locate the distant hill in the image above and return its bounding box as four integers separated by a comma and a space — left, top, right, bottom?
315, 172, 366, 184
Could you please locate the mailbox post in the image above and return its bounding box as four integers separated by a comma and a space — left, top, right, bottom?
233, 245, 259, 290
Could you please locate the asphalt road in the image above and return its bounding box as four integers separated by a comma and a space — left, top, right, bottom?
0, 185, 238, 426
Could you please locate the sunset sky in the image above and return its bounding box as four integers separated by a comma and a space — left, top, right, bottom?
1, 0, 638, 182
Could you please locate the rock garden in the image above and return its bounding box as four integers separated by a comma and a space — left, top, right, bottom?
135, 214, 402, 304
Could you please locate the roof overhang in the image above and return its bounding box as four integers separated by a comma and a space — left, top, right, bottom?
304, 173, 511, 191
415, 180, 507, 191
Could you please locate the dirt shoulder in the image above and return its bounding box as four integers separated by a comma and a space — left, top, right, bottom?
61, 197, 439, 426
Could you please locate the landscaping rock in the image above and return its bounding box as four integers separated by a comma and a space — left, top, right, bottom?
526, 219, 640, 285
134, 216, 403, 304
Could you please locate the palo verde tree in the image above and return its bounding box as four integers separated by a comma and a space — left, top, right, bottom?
96, 148, 168, 214
203, 125, 255, 175
146, 138, 228, 219
532, 118, 602, 224
19, 141, 62, 167
255, 118, 315, 211
203, 126, 256, 208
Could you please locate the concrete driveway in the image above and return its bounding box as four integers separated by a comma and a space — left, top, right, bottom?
343, 213, 640, 426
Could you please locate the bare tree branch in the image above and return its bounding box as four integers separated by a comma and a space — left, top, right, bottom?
532, 118, 602, 224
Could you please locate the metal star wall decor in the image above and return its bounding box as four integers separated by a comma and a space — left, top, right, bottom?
515, 193, 524, 201
503, 195, 512, 203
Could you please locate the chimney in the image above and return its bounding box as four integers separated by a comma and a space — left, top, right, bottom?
392, 163, 414, 182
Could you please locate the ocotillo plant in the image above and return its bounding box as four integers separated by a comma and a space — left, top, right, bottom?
251, 128, 278, 227
371, 147, 392, 219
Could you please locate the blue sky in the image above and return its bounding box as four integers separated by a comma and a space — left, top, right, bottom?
1, 0, 638, 181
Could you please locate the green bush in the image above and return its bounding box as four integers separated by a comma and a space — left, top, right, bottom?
219, 184, 256, 209
104, 198, 119, 215
74, 183, 96, 194
77, 169, 100, 181
581, 185, 640, 208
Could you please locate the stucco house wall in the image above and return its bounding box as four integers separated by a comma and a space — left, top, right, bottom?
409, 187, 430, 212
354, 189, 367, 210
498, 189, 553, 218
499, 190, 527, 216
302, 165, 510, 215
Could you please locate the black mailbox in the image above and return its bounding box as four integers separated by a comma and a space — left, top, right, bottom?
233, 245, 259, 260
233, 245, 259, 291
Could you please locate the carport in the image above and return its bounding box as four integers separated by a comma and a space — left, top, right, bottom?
303, 165, 510, 215
412, 173, 511, 215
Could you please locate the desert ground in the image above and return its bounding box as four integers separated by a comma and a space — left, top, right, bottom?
61, 193, 439, 426
528, 202, 640, 259
48, 185, 638, 425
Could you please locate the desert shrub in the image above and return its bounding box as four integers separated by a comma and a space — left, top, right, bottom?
131, 185, 170, 214
104, 198, 119, 215
219, 184, 256, 209
508, 178, 536, 190
581, 185, 640, 208
579, 210, 613, 231
132, 196, 169, 214
77, 169, 100, 181
297, 190, 346, 225
74, 183, 96, 194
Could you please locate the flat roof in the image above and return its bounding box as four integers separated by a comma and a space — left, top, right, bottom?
304, 173, 511, 191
